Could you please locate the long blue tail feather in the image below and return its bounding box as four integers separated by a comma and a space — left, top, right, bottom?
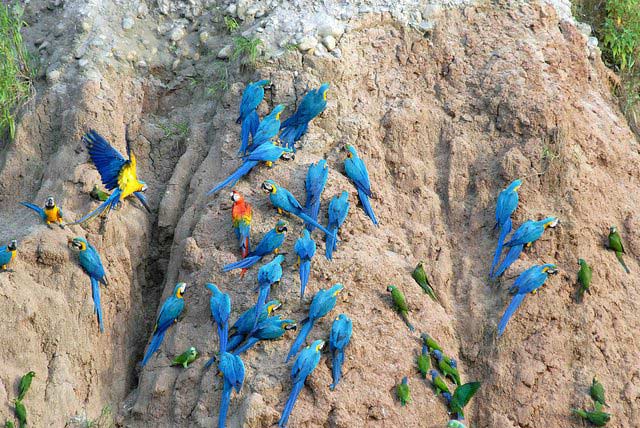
68, 189, 121, 226
239, 110, 259, 155
492, 244, 523, 279
217, 321, 229, 353
357, 188, 378, 226
222, 255, 261, 272
218, 384, 232, 428
286, 320, 313, 362
278, 381, 304, 427
250, 287, 270, 334
90, 277, 104, 333
233, 337, 260, 355
330, 349, 344, 390
299, 260, 311, 299
325, 226, 338, 260
226, 334, 245, 353
497, 293, 526, 336
141, 329, 166, 367
296, 211, 335, 240
208, 161, 257, 196
490, 218, 512, 276
20, 202, 45, 220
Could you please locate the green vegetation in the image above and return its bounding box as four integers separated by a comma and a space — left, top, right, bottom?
206, 62, 231, 100
68, 405, 114, 428
224, 16, 239, 33
573, 0, 640, 133
0, 2, 34, 140
232, 36, 263, 66
159, 121, 189, 140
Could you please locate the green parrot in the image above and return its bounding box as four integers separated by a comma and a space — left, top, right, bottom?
572, 408, 611, 426
89, 185, 111, 202
13, 400, 26, 428
608, 226, 630, 274
446, 381, 481, 419
396, 376, 411, 406
171, 347, 199, 368
17, 371, 35, 402
420, 332, 443, 352
447, 421, 466, 428
576, 259, 592, 302
6, 421, 15, 428
411, 262, 440, 303
433, 349, 461, 385
590, 376, 608, 407
386, 285, 414, 331
417, 345, 430, 378
429, 370, 450, 396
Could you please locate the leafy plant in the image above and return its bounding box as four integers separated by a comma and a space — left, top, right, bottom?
232, 36, 262, 66
159, 121, 189, 140
206, 61, 230, 100
0, 2, 34, 140
601, 0, 640, 70
224, 16, 239, 33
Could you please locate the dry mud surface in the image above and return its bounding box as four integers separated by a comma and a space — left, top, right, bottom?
0, 1, 639, 427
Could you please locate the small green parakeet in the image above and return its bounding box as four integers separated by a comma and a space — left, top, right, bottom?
171, 347, 199, 368
433, 349, 461, 385
590, 376, 608, 407
411, 262, 440, 303
6, 420, 15, 428
386, 285, 414, 331
420, 332, 443, 352
447, 421, 467, 428
429, 370, 450, 396
572, 408, 611, 426
417, 345, 430, 378
396, 377, 411, 406
608, 226, 630, 273
89, 185, 111, 202
446, 381, 481, 419
576, 259, 592, 302
17, 371, 35, 402
13, 400, 26, 428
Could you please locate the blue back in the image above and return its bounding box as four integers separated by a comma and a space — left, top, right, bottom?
309, 284, 342, 319
291, 340, 323, 383
219, 352, 246, 392
328, 191, 350, 228
207, 283, 231, 324
251, 228, 286, 256
252, 105, 284, 145
245, 142, 290, 162
156, 295, 185, 333
330, 314, 353, 350
495, 179, 521, 225
254, 316, 293, 339
257, 255, 284, 285
239, 81, 267, 119
294, 230, 317, 260
305, 160, 328, 205
344, 146, 372, 195
0, 247, 12, 265
79, 243, 106, 282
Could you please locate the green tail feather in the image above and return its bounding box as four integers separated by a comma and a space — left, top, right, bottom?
616, 251, 630, 273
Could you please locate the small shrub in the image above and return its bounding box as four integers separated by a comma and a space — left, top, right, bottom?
232, 36, 262, 66
224, 16, 239, 33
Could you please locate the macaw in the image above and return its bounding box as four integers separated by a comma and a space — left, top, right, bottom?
0, 240, 17, 272
230, 190, 252, 258
278, 340, 324, 428
432, 349, 461, 386
343, 144, 378, 226
447, 421, 467, 428
417, 345, 430, 379
608, 225, 630, 273
250, 104, 285, 151
421, 332, 443, 353
226, 300, 281, 352
16, 371, 35, 402
325, 191, 350, 260
171, 347, 199, 368
386, 285, 414, 331
141, 283, 186, 366
20, 196, 64, 228
89, 184, 110, 202
294, 229, 316, 299
302, 160, 328, 231
217, 352, 246, 428
572, 408, 611, 426
251, 255, 285, 333
286, 283, 344, 362
207, 142, 295, 196
329, 314, 352, 391
497, 264, 558, 337
442, 381, 481, 420
237, 79, 270, 155
68, 237, 108, 333
491, 217, 558, 279
207, 283, 231, 353
576, 258, 592, 303
591, 376, 608, 407
13, 400, 26, 428
260, 179, 335, 239
279, 83, 329, 151
412, 261, 439, 303
490, 179, 521, 276
222, 220, 287, 272
68, 130, 150, 225
397, 377, 411, 406
233, 315, 297, 355
429, 369, 450, 396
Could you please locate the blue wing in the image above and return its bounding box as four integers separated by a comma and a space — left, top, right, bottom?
251, 229, 279, 255
79, 246, 107, 285
83, 130, 127, 190
20, 202, 45, 220
497, 293, 526, 337
345, 157, 372, 196
155, 297, 184, 333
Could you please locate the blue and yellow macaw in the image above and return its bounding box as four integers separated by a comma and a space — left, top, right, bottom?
69, 237, 108, 332
226, 300, 282, 352
252, 255, 285, 333
69, 130, 150, 225
260, 180, 335, 239
0, 240, 17, 272
278, 340, 325, 428
250, 105, 285, 151
325, 191, 350, 260
207, 283, 231, 353
302, 160, 328, 231
237, 79, 270, 155
232, 315, 297, 355
230, 190, 252, 258
217, 351, 245, 428
222, 220, 287, 272
490, 179, 521, 276
286, 283, 344, 362
343, 144, 378, 226
492, 217, 558, 278
208, 142, 295, 196
294, 230, 316, 299
329, 314, 352, 391
497, 264, 558, 337
20, 197, 64, 228
279, 84, 329, 151
141, 283, 186, 366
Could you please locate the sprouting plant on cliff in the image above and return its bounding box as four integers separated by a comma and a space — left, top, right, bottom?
602, 0, 640, 71
232, 36, 263, 66
224, 16, 239, 33
0, 2, 34, 140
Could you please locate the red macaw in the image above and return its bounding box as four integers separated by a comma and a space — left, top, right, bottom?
230, 190, 252, 259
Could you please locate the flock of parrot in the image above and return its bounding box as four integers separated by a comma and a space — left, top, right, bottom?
0, 75, 629, 427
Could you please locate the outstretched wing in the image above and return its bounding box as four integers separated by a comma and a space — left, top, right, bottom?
83, 130, 127, 191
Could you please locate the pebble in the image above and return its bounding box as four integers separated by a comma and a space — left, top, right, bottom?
322, 35, 336, 51
199, 31, 210, 44
318, 21, 345, 38
587, 36, 598, 49
297, 35, 317, 52
226, 4, 237, 16
217, 44, 233, 59
78, 58, 89, 68
169, 27, 186, 42
46, 69, 61, 83
80, 21, 92, 33
137, 3, 149, 18
122, 16, 135, 30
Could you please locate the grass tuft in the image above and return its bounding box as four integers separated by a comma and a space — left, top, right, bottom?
232, 36, 262, 66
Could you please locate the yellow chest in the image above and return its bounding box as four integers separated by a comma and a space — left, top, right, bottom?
10, 250, 16, 261
44, 206, 60, 222
118, 163, 143, 199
